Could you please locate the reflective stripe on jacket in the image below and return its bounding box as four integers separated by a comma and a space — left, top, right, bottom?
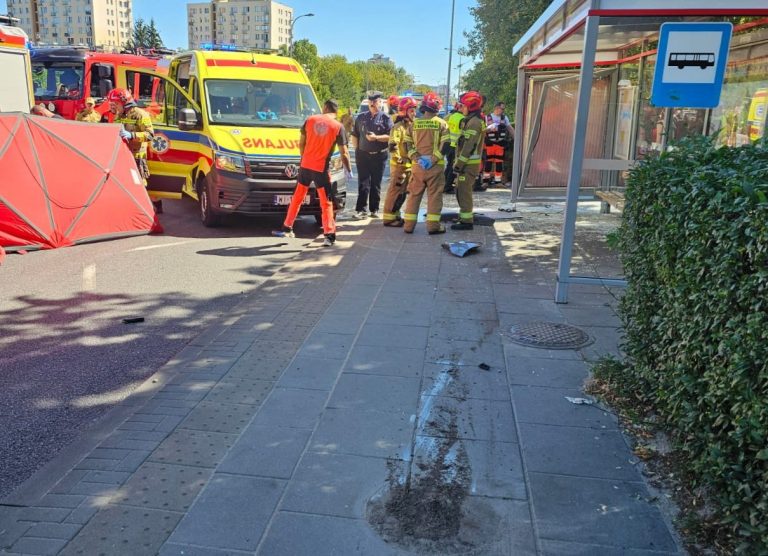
116, 105, 154, 158
389, 119, 413, 168
404, 115, 450, 166
456, 114, 486, 166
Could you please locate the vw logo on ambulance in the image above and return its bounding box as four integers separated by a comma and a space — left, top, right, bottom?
284, 164, 300, 179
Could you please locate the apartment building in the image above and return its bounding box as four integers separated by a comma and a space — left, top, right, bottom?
187, 0, 293, 51
5, 0, 132, 49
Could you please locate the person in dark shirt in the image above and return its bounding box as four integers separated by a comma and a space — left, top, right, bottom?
350, 91, 393, 218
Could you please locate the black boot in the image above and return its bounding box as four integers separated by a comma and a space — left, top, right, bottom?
451, 222, 474, 230
152, 199, 163, 214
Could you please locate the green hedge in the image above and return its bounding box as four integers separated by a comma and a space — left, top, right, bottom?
617, 136, 768, 553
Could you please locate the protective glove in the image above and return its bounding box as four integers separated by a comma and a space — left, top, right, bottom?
417, 155, 433, 170
119, 127, 133, 141
344, 168, 354, 180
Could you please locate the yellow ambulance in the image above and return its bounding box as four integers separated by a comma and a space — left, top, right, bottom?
130, 49, 346, 226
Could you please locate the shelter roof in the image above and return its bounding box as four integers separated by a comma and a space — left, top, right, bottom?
513, 0, 768, 69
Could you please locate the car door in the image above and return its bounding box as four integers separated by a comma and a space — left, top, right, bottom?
125, 69, 205, 200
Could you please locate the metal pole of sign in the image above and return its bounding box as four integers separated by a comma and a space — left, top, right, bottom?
554, 14, 601, 304
509, 67, 527, 208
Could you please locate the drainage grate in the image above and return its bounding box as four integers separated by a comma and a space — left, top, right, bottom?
507, 321, 593, 350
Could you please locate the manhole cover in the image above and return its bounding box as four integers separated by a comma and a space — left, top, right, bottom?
507, 321, 593, 350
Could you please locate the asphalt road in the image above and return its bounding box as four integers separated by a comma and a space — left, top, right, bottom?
0, 195, 328, 499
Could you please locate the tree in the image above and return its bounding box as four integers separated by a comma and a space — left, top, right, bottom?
146, 19, 164, 49
292, 39, 319, 74
462, 0, 549, 114
277, 38, 415, 110
124, 18, 165, 51
314, 55, 362, 110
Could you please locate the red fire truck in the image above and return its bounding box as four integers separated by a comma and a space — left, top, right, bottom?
30, 48, 164, 120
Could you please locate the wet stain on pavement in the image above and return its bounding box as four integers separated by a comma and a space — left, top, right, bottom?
367, 364, 503, 554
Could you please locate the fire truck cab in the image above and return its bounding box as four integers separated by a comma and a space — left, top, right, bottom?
30, 48, 161, 120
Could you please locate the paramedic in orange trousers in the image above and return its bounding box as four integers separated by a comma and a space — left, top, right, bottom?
272, 99, 352, 246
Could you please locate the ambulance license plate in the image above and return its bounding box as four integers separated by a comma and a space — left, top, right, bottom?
274, 195, 309, 205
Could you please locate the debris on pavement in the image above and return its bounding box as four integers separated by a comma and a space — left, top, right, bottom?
478, 363, 491, 371
442, 241, 482, 258
565, 396, 594, 405
122, 317, 145, 324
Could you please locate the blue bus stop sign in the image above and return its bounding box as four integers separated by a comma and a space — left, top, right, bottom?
651, 22, 732, 108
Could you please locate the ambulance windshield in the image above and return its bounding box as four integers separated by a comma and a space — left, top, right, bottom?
205, 79, 321, 127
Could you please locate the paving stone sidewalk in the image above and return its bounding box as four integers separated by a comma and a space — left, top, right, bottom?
0, 213, 683, 556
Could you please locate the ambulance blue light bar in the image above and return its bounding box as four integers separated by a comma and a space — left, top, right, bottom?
200, 43, 239, 51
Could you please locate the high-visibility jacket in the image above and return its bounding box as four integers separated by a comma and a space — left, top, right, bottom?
116, 104, 154, 159
388, 117, 413, 168
405, 114, 450, 167
455, 113, 486, 169
447, 111, 464, 147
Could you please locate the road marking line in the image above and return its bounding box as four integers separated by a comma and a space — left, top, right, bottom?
128, 241, 197, 252
82, 264, 96, 291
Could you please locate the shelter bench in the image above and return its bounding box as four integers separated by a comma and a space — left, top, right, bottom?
595, 190, 625, 212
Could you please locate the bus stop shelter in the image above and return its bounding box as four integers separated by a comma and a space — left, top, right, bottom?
510, 0, 768, 302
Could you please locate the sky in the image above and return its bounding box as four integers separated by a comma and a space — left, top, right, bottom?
0, 0, 479, 87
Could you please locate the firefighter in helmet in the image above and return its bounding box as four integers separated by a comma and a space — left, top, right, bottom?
382, 96, 418, 226
107, 88, 161, 213
387, 94, 400, 116
402, 92, 450, 234
451, 91, 486, 231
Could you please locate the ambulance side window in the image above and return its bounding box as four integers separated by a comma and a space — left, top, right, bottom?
126, 70, 166, 126
125, 71, 155, 105
165, 81, 196, 129
188, 77, 201, 105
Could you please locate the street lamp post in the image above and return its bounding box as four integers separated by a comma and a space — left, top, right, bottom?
455, 56, 466, 100
445, 0, 456, 104
289, 12, 314, 58
445, 47, 464, 104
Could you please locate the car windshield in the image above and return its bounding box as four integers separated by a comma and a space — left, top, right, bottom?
31, 62, 85, 101
204, 79, 321, 127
